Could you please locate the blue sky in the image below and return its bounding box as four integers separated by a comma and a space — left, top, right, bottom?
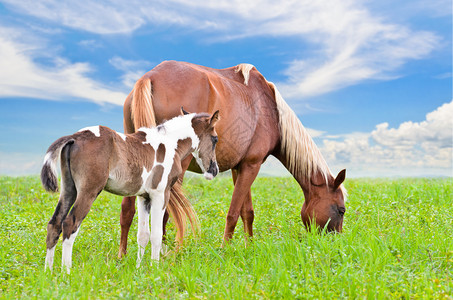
0, 0, 451, 177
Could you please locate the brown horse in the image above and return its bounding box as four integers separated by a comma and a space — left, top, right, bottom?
119, 61, 347, 257
42, 110, 219, 273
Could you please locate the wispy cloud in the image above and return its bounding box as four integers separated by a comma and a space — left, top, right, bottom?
0, 26, 127, 105
1, 0, 442, 100
319, 101, 453, 177
109, 56, 153, 89
1, 0, 145, 34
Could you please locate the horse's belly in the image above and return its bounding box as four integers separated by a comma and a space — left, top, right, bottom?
104, 176, 141, 197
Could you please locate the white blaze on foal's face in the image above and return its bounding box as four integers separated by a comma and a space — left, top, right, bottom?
190, 111, 220, 180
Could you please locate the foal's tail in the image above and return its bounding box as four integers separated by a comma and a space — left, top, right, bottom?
41, 136, 74, 192
131, 76, 199, 243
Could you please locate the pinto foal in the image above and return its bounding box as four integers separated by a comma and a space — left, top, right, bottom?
41, 110, 220, 273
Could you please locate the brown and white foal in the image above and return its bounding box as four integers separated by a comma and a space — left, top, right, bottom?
41, 110, 219, 273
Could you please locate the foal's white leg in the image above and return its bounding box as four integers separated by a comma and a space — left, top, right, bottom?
45, 245, 56, 272
150, 192, 166, 261
61, 227, 80, 274
136, 196, 150, 268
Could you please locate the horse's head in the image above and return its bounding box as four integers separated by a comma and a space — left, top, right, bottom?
188, 109, 220, 180
301, 169, 346, 232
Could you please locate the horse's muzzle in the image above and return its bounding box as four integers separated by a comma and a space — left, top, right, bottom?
204, 160, 219, 180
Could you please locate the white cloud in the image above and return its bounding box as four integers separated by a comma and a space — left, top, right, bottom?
319, 101, 453, 177
78, 39, 103, 50
371, 101, 453, 149
109, 56, 153, 88
1, 1, 145, 34
1, 0, 441, 99
306, 128, 326, 138
0, 26, 127, 105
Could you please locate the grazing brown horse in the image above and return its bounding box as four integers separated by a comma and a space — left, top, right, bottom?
119, 61, 347, 257
41, 110, 219, 273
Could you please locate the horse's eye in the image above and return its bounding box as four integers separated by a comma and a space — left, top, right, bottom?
211, 136, 218, 145
338, 206, 346, 217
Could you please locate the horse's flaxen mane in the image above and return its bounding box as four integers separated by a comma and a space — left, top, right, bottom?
235, 63, 255, 86
268, 81, 331, 183
233, 63, 332, 183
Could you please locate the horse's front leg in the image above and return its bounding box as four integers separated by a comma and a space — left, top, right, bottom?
223, 161, 261, 245
136, 196, 150, 268
150, 190, 168, 261
119, 196, 136, 258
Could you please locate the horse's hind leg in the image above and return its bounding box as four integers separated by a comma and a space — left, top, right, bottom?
232, 169, 255, 240
45, 145, 77, 271
45, 186, 76, 271
61, 186, 104, 274
223, 162, 260, 245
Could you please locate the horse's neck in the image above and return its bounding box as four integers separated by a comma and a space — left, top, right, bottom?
174, 137, 196, 161
276, 152, 329, 194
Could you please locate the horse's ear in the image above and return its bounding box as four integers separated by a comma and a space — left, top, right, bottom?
333, 169, 346, 190
210, 110, 220, 127
181, 106, 190, 115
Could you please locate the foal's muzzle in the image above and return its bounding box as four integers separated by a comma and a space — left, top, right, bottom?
204, 160, 219, 180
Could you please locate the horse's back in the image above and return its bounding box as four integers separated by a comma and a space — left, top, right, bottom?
150, 60, 246, 86
127, 61, 280, 170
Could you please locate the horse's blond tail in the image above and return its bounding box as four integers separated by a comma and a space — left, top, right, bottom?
132, 78, 156, 129
167, 179, 200, 246
131, 77, 199, 245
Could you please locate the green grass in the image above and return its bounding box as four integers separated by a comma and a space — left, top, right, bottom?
0, 176, 452, 299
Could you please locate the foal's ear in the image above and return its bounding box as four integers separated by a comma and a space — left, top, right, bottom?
181, 106, 190, 115
210, 110, 220, 127
333, 169, 346, 190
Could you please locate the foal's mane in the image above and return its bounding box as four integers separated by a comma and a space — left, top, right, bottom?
142, 113, 209, 135
269, 82, 332, 182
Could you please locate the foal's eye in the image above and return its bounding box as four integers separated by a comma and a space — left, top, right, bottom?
211, 136, 218, 145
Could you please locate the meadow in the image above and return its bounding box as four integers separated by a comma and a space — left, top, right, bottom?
0, 175, 452, 299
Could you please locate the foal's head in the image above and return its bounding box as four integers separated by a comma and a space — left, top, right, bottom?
189, 109, 220, 180
301, 169, 347, 232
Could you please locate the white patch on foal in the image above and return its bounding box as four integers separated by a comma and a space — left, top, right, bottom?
78, 125, 101, 137
136, 196, 150, 268
192, 150, 211, 178
138, 113, 201, 193
135, 114, 202, 263
149, 190, 165, 261
62, 227, 80, 274
116, 131, 127, 141
44, 244, 56, 271
139, 114, 199, 150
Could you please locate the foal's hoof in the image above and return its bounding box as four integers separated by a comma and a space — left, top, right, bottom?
136, 258, 142, 269
160, 244, 169, 255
